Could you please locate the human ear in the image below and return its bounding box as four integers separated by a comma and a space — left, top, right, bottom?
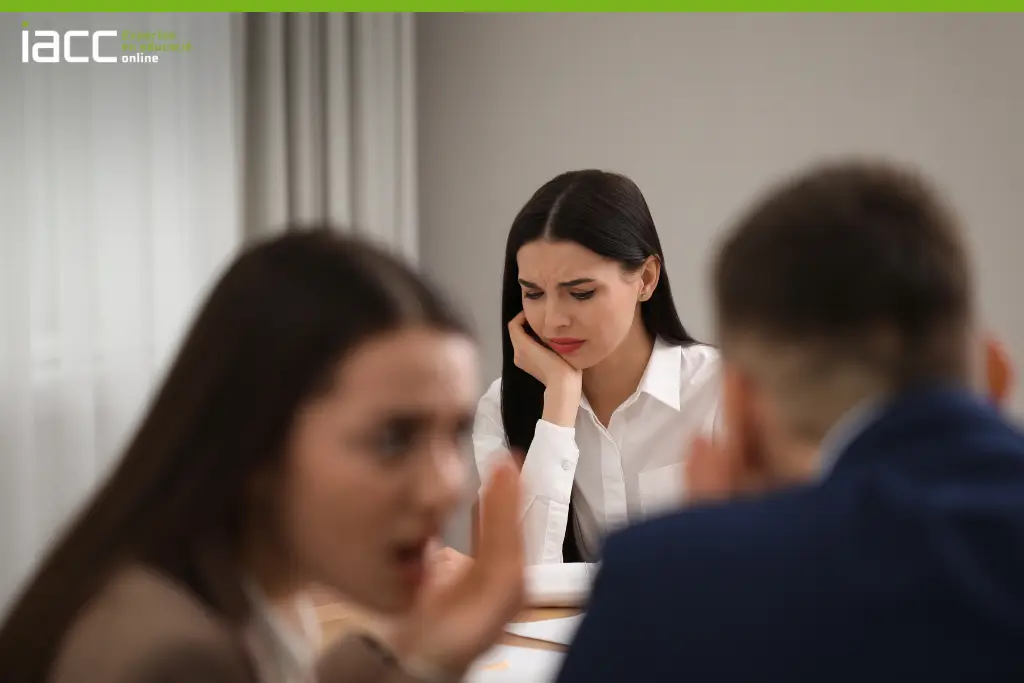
721, 363, 772, 483
636, 256, 661, 302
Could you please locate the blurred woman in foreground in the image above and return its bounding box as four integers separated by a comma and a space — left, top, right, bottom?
0, 228, 524, 683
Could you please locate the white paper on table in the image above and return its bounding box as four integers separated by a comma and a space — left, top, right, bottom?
504, 614, 584, 646
526, 563, 598, 606
465, 644, 565, 683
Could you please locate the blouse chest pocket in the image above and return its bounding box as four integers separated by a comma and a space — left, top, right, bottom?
638, 462, 686, 517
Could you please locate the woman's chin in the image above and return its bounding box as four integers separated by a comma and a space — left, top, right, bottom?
565, 352, 601, 372
356, 582, 417, 615
319, 574, 418, 616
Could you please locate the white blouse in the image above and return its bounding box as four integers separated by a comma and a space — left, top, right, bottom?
473, 339, 722, 567
242, 580, 323, 683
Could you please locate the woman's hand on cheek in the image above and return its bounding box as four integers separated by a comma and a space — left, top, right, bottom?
508, 312, 582, 427
507, 312, 581, 390
384, 457, 525, 681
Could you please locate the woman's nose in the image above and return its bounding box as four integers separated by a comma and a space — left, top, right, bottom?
418, 445, 467, 514
544, 297, 571, 329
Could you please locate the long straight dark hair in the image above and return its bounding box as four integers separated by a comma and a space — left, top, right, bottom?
0, 227, 469, 683
499, 170, 696, 561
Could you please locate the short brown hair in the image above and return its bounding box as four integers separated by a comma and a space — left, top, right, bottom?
714, 159, 973, 396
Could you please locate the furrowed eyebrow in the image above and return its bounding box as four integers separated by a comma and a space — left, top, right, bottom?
381, 413, 430, 432
518, 278, 596, 288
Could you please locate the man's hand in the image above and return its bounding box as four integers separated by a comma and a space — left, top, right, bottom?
684, 434, 741, 505
684, 431, 773, 505
984, 334, 1013, 407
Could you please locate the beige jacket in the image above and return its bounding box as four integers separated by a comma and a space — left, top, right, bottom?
49, 566, 421, 683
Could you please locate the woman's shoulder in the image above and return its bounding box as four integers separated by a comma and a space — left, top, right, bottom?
51, 565, 249, 683
679, 342, 721, 372
675, 343, 722, 395
477, 377, 503, 411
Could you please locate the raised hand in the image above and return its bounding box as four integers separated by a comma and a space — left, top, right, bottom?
424, 543, 474, 592
684, 434, 743, 505
983, 334, 1013, 407
683, 424, 774, 506
383, 458, 525, 680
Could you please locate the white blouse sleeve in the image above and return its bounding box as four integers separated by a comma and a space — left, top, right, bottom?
473, 379, 580, 565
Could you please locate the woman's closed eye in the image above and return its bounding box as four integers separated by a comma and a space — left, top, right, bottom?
522, 289, 595, 301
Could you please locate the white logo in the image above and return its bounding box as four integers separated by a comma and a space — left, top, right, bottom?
20, 23, 192, 65
21, 25, 118, 63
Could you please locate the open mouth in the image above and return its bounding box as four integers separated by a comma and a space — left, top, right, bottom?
392, 540, 428, 587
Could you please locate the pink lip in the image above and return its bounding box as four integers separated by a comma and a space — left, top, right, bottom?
548, 339, 586, 355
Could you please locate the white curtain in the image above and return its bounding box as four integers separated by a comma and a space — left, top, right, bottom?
242, 13, 419, 264
0, 11, 418, 611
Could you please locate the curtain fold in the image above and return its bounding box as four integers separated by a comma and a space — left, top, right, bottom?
243, 12, 419, 263
0, 12, 243, 612
1, 11, 419, 612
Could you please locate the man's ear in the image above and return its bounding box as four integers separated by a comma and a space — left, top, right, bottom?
721, 364, 747, 454
637, 256, 661, 302
984, 335, 1013, 407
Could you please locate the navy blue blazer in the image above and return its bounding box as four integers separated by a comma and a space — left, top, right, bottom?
556, 387, 1024, 682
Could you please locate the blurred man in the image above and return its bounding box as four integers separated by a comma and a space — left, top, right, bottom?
556, 160, 1024, 682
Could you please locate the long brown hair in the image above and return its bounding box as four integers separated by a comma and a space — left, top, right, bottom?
0, 227, 469, 683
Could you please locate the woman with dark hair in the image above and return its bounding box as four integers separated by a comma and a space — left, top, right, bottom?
0, 228, 524, 683
469, 170, 721, 579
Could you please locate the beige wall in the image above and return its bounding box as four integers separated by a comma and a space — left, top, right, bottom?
416, 13, 1024, 548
